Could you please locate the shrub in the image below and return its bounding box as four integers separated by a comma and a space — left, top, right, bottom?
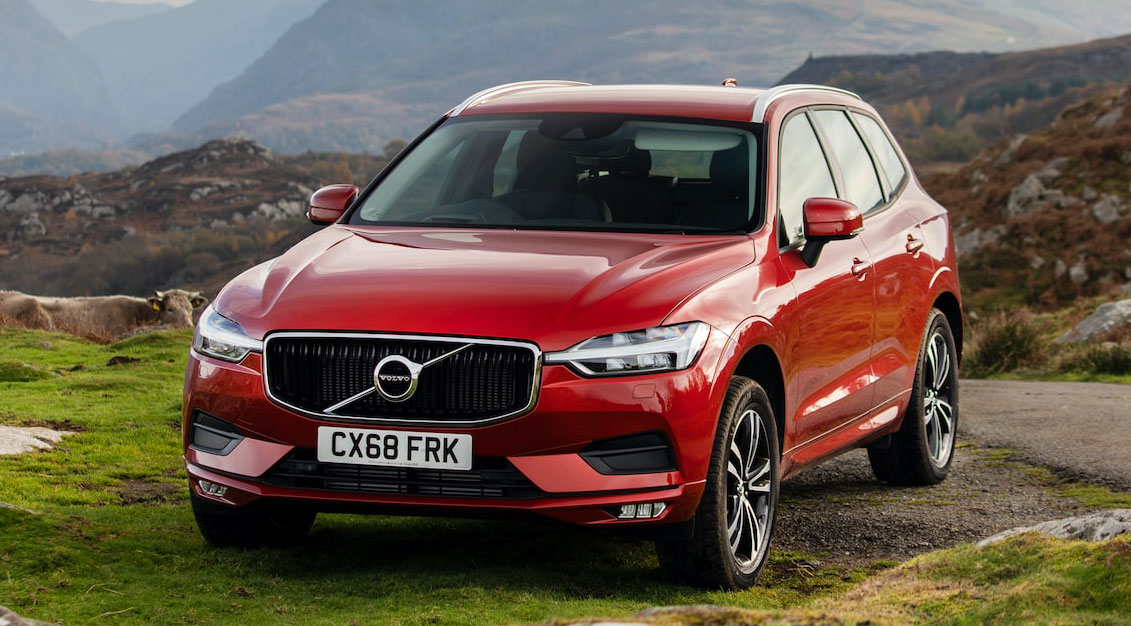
964, 311, 1045, 376
1057, 343, 1131, 376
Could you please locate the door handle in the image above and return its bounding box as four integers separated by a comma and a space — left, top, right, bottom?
851, 257, 871, 278
906, 234, 925, 255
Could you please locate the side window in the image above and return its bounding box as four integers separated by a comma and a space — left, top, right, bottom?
778, 114, 837, 245
812, 110, 884, 212
852, 112, 907, 194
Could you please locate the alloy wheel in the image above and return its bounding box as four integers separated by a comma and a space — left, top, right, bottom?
922, 330, 956, 467
726, 408, 773, 573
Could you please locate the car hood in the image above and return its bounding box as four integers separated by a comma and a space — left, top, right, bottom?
214, 226, 755, 351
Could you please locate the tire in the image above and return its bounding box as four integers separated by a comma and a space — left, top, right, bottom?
868, 308, 959, 486
191, 489, 316, 548
655, 376, 780, 589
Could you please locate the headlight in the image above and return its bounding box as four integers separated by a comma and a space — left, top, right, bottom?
545, 322, 710, 376
192, 306, 262, 362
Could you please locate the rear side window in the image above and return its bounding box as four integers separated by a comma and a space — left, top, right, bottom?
778, 114, 837, 245
812, 110, 884, 212
852, 112, 907, 194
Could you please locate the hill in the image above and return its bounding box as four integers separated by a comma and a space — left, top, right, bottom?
172, 0, 1131, 153
922, 86, 1131, 309
73, 0, 324, 134
26, 0, 171, 36
0, 138, 386, 298
782, 35, 1131, 163
0, 0, 120, 155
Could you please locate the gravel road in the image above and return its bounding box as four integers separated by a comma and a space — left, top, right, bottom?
774, 378, 1131, 566
959, 379, 1131, 490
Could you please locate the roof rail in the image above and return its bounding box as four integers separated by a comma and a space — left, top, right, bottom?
751, 84, 862, 123
450, 80, 591, 116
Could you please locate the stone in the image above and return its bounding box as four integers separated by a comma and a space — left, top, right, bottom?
1057, 299, 1131, 342
1054, 259, 1068, 278
979, 509, 1131, 545
1029, 255, 1045, 270
1034, 157, 1068, 183
1006, 174, 1046, 216
1069, 259, 1089, 285
5, 193, 47, 214
0, 426, 72, 456
1082, 185, 1099, 201
0, 605, 57, 626
91, 205, 116, 219
1092, 194, 1126, 224
0, 189, 11, 210
16, 213, 46, 239
952, 225, 1003, 257
1094, 106, 1125, 128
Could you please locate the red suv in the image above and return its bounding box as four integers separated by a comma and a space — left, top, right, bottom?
184, 81, 962, 589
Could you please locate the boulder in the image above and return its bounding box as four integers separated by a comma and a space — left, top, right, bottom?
0, 606, 58, 626
0, 426, 72, 456
1056, 299, 1131, 342
1091, 194, 1126, 224
978, 509, 1131, 545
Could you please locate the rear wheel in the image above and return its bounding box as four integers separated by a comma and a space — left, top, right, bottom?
191, 489, 316, 548
868, 308, 958, 485
655, 376, 780, 589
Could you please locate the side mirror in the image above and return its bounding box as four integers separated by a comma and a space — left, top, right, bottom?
800, 197, 862, 267
308, 184, 359, 225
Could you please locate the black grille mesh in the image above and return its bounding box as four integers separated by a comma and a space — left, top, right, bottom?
262, 450, 543, 499
264, 335, 537, 422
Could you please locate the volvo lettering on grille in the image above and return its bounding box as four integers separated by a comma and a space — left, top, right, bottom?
324, 344, 472, 413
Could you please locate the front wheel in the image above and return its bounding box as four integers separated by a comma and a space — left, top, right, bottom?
868, 308, 959, 485
655, 376, 780, 589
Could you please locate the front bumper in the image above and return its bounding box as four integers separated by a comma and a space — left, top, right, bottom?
182, 329, 730, 526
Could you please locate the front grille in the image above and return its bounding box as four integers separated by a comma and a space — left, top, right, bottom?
263, 334, 538, 423
262, 450, 543, 499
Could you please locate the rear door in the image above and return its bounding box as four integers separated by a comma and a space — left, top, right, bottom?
776, 110, 877, 452
846, 110, 937, 408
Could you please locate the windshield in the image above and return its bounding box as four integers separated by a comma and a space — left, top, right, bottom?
351, 114, 760, 233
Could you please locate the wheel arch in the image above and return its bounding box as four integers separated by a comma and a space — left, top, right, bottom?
931, 291, 963, 364
730, 341, 786, 455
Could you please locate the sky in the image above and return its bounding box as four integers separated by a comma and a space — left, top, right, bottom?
94, 0, 196, 5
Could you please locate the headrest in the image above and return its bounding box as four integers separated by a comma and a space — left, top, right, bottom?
515, 133, 577, 193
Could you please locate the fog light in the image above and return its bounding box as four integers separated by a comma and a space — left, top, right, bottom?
198, 479, 228, 497
613, 501, 667, 519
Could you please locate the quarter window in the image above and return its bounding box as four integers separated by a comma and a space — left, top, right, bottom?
852, 112, 907, 194
812, 110, 884, 212
778, 114, 837, 245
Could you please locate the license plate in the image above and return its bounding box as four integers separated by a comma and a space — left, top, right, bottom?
317, 426, 472, 470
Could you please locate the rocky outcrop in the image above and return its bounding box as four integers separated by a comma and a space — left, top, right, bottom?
1056, 299, 1131, 342
979, 509, 1131, 545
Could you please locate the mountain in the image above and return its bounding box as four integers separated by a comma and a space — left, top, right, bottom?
172, 0, 1131, 154
922, 86, 1131, 309
780, 34, 1131, 163
0, 138, 385, 297
26, 0, 172, 36
74, 0, 325, 134
0, 0, 120, 155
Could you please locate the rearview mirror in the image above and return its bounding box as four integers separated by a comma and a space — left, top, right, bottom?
308, 184, 359, 225
800, 197, 862, 267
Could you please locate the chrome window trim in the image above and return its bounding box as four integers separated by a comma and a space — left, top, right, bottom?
449, 80, 591, 117
751, 84, 861, 124
261, 331, 543, 427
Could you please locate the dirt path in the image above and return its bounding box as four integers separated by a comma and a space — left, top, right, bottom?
774, 379, 1131, 566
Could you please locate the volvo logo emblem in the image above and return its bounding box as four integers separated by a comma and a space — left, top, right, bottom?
323, 343, 473, 414
373, 355, 421, 402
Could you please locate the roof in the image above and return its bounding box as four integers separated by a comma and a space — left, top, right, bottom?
451, 82, 862, 124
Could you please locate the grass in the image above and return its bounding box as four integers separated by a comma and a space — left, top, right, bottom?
0, 328, 877, 625
2, 327, 1130, 625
